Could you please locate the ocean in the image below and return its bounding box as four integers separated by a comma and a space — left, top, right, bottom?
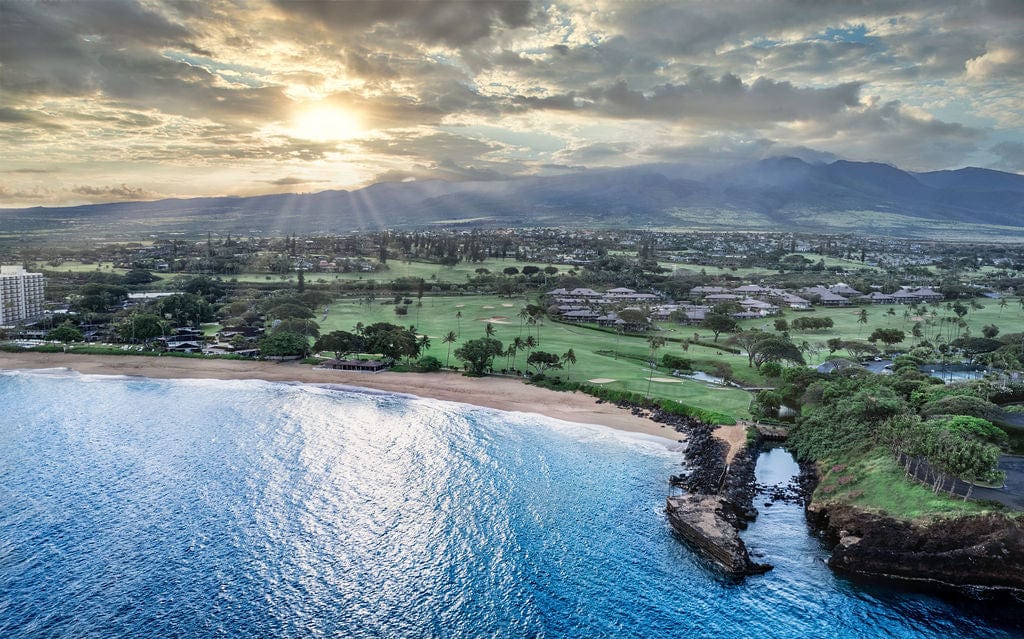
1, 370, 1019, 638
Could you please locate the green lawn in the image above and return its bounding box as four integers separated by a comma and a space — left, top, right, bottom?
320, 294, 754, 420
732, 299, 1024, 366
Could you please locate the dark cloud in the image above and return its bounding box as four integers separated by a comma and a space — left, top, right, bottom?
72, 183, 156, 200
990, 141, 1024, 172
795, 99, 983, 170
0, 106, 66, 129
513, 73, 862, 123
271, 0, 533, 46
265, 176, 325, 186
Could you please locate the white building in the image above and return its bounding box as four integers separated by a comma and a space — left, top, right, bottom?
0, 265, 45, 325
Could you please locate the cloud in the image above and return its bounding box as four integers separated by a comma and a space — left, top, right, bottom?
964, 38, 1024, 80
265, 176, 324, 186
512, 73, 862, 123
0, 0, 1021, 205
270, 0, 533, 47
783, 99, 983, 170
990, 141, 1024, 172
72, 184, 156, 200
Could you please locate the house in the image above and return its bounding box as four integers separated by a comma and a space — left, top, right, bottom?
859, 292, 896, 304
320, 359, 389, 373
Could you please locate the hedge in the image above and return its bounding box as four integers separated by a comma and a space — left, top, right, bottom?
576, 383, 736, 425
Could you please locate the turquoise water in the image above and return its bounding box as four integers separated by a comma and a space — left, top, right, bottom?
0, 370, 1019, 638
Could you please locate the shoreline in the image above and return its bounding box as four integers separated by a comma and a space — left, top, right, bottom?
0, 352, 681, 443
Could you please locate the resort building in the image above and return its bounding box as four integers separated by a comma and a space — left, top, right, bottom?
0, 265, 45, 325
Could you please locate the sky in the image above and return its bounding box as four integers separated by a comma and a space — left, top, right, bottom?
1, 0, 1022, 208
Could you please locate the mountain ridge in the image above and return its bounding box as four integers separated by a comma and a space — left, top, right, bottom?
2, 158, 1022, 240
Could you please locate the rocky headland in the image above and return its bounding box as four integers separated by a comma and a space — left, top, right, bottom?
663, 420, 770, 577
808, 500, 1024, 599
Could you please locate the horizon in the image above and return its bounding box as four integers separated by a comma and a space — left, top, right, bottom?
2, 155, 1022, 212
1, 0, 1023, 208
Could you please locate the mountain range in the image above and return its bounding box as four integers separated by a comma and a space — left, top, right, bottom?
3, 157, 1023, 241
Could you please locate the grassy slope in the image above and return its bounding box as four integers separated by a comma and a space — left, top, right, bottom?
814, 450, 1003, 521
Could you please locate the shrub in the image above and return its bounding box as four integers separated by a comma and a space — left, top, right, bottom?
415, 355, 442, 372
661, 353, 692, 370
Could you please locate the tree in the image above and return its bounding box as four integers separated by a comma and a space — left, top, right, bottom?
502, 267, 519, 276
527, 350, 562, 375
484, 322, 496, 338
844, 340, 879, 359
123, 269, 157, 285
266, 302, 314, 320
181, 275, 224, 301
274, 317, 320, 339
510, 336, 525, 371
750, 337, 806, 368
455, 310, 462, 337
47, 321, 84, 344
701, 313, 738, 342
729, 330, 773, 367
441, 330, 458, 367
259, 331, 309, 357
297, 268, 305, 293
117, 313, 167, 342
774, 318, 789, 332
645, 335, 666, 398
562, 348, 577, 382
455, 337, 504, 375
868, 327, 905, 347
314, 330, 365, 359
523, 334, 537, 358
982, 324, 999, 339
857, 308, 869, 335
362, 322, 420, 363
157, 293, 213, 327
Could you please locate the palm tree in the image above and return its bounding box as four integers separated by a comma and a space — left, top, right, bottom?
561, 348, 577, 383
643, 337, 667, 397
455, 310, 462, 337
510, 336, 525, 372
442, 330, 457, 367
353, 321, 364, 336
999, 297, 1007, 313
518, 307, 530, 336
485, 322, 496, 338
524, 335, 537, 359
417, 333, 431, 356
857, 308, 869, 336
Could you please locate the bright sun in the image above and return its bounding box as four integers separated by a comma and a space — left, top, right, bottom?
289, 105, 362, 141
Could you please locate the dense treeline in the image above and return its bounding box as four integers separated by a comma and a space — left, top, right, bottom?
775, 349, 1020, 498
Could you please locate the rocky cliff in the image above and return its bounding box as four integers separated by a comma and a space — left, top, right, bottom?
808, 501, 1024, 598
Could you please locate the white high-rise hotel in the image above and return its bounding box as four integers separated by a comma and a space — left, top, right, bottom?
0, 265, 45, 325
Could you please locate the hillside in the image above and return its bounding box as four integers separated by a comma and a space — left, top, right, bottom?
2, 158, 1023, 241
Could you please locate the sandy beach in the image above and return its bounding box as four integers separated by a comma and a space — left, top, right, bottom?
0, 352, 683, 442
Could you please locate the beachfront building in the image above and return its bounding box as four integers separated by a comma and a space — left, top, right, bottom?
0, 265, 45, 326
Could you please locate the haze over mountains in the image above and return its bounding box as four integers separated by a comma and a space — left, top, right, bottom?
3, 158, 1023, 241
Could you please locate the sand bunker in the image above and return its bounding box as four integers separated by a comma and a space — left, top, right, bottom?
650, 377, 684, 383
501, 303, 515, 307
588, 378, 616, 384
478, 316, 511, 324
455, 304, 465, 308
482, 305, 495, 309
